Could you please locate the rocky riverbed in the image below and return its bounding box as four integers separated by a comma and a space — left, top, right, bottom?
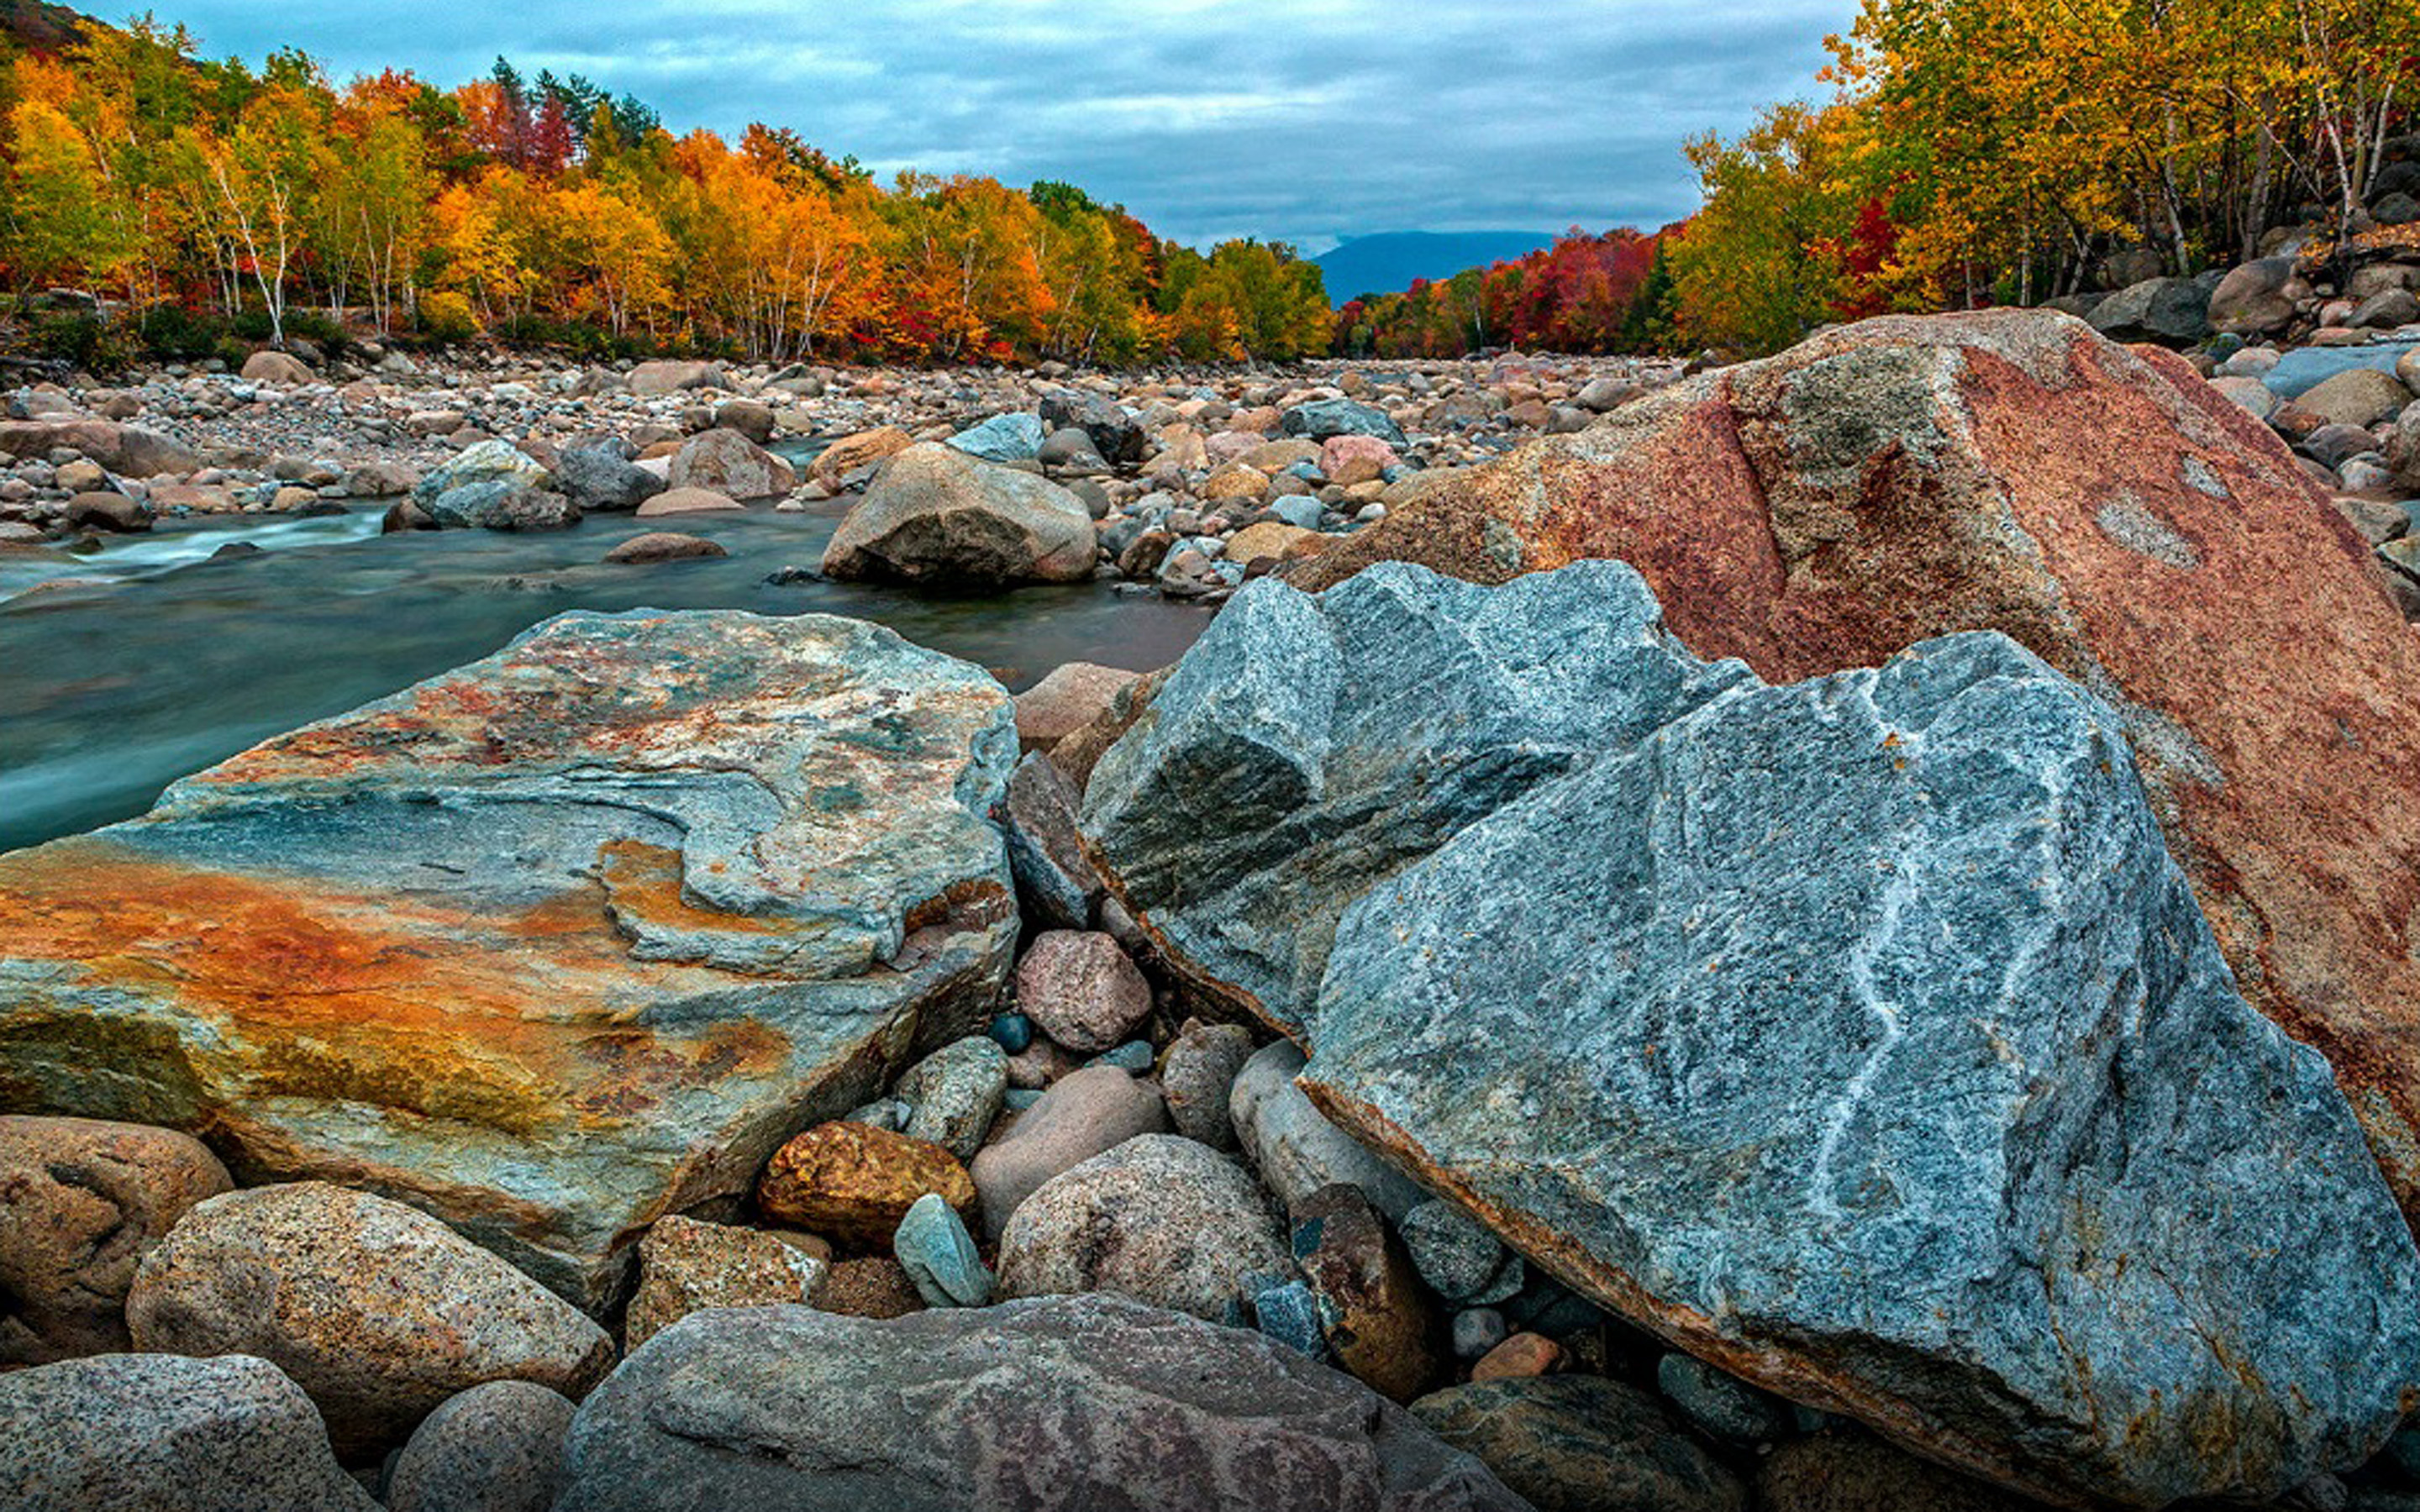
6, 305, 2420, 1512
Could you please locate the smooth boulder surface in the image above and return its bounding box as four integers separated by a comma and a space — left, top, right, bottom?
387, 1379, 576, 1512
995, 1133, 1290, 1320
1288, 309, 2420, 1234
0, 1114, 231, 1365
1083, 560, 2420, 1507
822, 441, 1098, 586
553, 1295, 1528, 1511
0, 1352, 376, 1512
0, 609, 1021, 1309
125, 1182, 613, 1457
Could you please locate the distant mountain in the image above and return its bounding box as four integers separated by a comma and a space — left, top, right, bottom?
1313, 230, 1560, 302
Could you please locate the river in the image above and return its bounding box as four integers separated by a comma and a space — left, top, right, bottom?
0, 501, 1210, 853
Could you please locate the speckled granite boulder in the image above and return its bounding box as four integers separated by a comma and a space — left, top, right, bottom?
554, 1295, 1528, 1510
1085, 560, 2420, 1507
0, 1352, 376, 1511
125, 1182, 613, 1457
387, 1379, 576, 1512
624, 1215, 827, 1351
0, 609, 1020, 1310
0, 1115, 231, 1364
996, 1135, 1287, 1320
822, 442, 1097, 587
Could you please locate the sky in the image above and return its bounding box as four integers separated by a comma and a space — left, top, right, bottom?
145, 0, 1860, 253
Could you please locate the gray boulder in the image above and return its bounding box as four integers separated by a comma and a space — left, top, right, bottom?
1039, 390, 1144, 465
1282, 397, 1410, 449
0, 1352, 376, 1511
413, 438, 550, 515
1230, 1041, 1427, 1221
0, 610, 1021, 1310
822, 441, 1098, 587
1082, 560, 2420, 1508
2207, 257, 2309, 335
552, 1295, 1528, 1511
387, 1379, 576, 1512
946, 412, 1046, 464
668, 427, 795, 500
425, 480, 579, 531
556, 443, 667, 512
2086, 276, 2212, 343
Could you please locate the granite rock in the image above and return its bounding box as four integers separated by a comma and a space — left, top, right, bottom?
553, 1295, 1528, 1510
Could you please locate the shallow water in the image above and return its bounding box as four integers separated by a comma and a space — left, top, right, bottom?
0, 503, 1211, 853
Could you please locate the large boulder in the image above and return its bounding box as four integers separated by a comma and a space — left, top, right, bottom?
552, 1295, 1528, 1510
945, 412, 1046, 464
1040, 391, 1144, 465
1286, 310, 2420, 1233
412, 439, 571, 529
0, 418, 198, 477
2086, 276, 2212, 343
625, 360, 725, 396
668, 427, 795, 500
556, 442, 667, 512
1080, 559, 2420, 1507
0, 1115, 231, 1365
822, 441, 1098, 587
2206, 257, 2310, 335
0, 609, 1021, 1309
125, 1182, 613, 1457
1282, 397, 1411, 449
0, 1352, 376, 1511
240, 349, 315, 386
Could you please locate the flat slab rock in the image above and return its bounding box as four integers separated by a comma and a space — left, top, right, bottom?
555, 1294, 1528, 1510
1081, 561, 2420, 1508
0, 609, 1020, 1309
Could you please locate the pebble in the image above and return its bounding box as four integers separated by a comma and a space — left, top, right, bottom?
896, 1035, 1009, 1159
1089, 1039, 1157, 1074
625, 1214, 828, 1350
1159, 1019, 1257, 1150
755, 1121, 977, 1249
969, 1063, 1170, 1236
1401, 1199, 1524, 1305
1452, 1308, 1510, 1360
892, 1191, 994, 1307
987, 1011, 1035, 1053
1470, 1331, 1565, 1382
1255, 1279, 1329, 1361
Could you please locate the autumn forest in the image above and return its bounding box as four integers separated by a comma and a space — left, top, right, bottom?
0, 0, 2414, 370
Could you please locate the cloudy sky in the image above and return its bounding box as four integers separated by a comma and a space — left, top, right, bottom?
150, 0, 1856, 251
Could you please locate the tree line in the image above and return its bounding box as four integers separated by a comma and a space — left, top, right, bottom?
1663, 0, 2420, 354
0, 17, 1333, 366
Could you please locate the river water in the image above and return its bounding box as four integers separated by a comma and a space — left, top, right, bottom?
0, 502, 1211, 853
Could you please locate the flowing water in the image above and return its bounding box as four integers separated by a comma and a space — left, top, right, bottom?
0, 501, 1212, 853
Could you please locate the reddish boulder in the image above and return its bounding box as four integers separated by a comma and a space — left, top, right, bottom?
1294, 308, 2420, 1220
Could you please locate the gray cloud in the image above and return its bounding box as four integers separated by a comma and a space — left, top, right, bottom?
156, 0, 1856, 249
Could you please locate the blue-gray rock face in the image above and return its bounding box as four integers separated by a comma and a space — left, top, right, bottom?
554, 1296, 1528, 1511
945, 412, 1046, 464
1281, 397, 1410, 449
1080, 561, 2420, 1508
